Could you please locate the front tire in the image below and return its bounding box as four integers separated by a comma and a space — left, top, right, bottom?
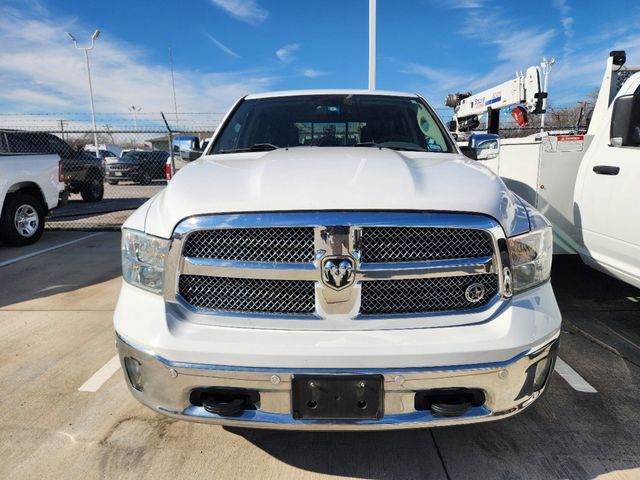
107, 180, 119, 185
81, 177, 104, 202
0, 193, 45, 246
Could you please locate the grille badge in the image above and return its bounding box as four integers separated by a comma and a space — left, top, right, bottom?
464, 282, 486, 303
321, 256, 355, 291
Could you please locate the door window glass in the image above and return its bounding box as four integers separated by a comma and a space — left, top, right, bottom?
611, 92, 640, 147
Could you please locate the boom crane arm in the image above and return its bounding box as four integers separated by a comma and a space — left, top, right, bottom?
446, 66, 546, 134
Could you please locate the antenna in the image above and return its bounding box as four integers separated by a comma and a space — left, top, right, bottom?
368, 0, 376, 90
169, 47, 179, 128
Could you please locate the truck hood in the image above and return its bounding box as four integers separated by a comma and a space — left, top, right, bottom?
142, 147, 529, 238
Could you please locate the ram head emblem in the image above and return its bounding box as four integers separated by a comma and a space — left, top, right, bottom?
321, 257, 355, 290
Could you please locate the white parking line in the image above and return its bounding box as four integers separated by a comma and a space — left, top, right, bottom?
0, 233, 103, 268
78, 355, 121, 392
555, 357, 598, 393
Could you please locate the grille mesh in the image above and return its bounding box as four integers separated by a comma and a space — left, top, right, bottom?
360, 274, 499, 315
361, 227, 493, 263
183, 227, 315, 263
178, 275, 315, 315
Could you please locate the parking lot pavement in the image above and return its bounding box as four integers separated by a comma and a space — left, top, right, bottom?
47, 182, 165, 229
0, 235, 639, 480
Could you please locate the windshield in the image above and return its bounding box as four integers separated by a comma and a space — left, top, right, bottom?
121, 152, 142, 161
212, 94, 454, 154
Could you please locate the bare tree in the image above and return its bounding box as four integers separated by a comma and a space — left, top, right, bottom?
499, 89, 598, 137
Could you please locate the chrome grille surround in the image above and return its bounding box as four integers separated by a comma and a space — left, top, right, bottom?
164, 212, 511, 329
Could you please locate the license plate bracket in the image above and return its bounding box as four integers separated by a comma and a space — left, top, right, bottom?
292, 374, 383, 420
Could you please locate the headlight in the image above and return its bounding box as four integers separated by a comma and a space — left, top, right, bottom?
507, 226, 553, 293
122, 228, 170, 293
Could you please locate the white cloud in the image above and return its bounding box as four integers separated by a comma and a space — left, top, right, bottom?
456, 10, 556, 91
410, 2, 638, 111
276, 43, 300, 63
206, 33, 240, 58
0, 5, 278, 115
446, 0, 484, 8
402, 7, 556, 108
550, 30, 640, 103
209, 0, 268, 25
551, 0, 574, 59
301, 68, 326, 78
1, 88, 71, 107
402, 63, 469, 91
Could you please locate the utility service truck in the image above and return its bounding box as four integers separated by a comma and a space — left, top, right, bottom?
450, 51, 640, 289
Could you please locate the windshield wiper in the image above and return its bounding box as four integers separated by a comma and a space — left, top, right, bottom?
354, 142, 427, 152
219, 143, 279, 154
385, 146, 429, 152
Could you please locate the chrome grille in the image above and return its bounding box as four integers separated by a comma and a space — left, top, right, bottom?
183, 227, 315, 263
360, 274, 499, 315
178, 275, 315, 315
168, 212, 505, 323
360, 227, 493, 263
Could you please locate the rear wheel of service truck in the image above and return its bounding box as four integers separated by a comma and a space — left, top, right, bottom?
0, 193, 45, 246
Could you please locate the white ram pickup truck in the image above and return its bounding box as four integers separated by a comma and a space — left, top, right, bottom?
115, 90, 561, 430
0, 153, 64, 246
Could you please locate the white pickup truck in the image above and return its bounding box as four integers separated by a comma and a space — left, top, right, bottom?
115, 90, 561, 430
0, 153, 64, 245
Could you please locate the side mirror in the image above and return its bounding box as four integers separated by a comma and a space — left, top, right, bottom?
174, 136, 203, 161
462, 133, 501, 160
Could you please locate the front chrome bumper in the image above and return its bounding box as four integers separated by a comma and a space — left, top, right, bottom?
116, 334, 558, 430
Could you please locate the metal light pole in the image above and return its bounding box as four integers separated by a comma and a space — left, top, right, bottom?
368, 0, 376, 90
66, 30, 101, 158
128, 105, 142, 130
540, 57, 556, 132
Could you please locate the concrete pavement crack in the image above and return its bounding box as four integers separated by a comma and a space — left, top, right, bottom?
430, 429, 452, 480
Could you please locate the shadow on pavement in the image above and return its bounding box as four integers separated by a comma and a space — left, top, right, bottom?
0, 232, 121, 308
552, 255, 640, 366
225, 427, 446, 480
551, 255, 640, 312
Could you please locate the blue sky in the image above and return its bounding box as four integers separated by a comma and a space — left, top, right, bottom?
0, 0, 639, 120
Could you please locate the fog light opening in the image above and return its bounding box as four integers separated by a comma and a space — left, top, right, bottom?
533, 355, 554, 392
124, 357, 143, 392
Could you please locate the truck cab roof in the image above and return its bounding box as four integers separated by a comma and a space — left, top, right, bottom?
244, 89, 420, 100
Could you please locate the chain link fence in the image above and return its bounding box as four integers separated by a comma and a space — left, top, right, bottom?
0, 113, 218, 230
1, 110, 587, 231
